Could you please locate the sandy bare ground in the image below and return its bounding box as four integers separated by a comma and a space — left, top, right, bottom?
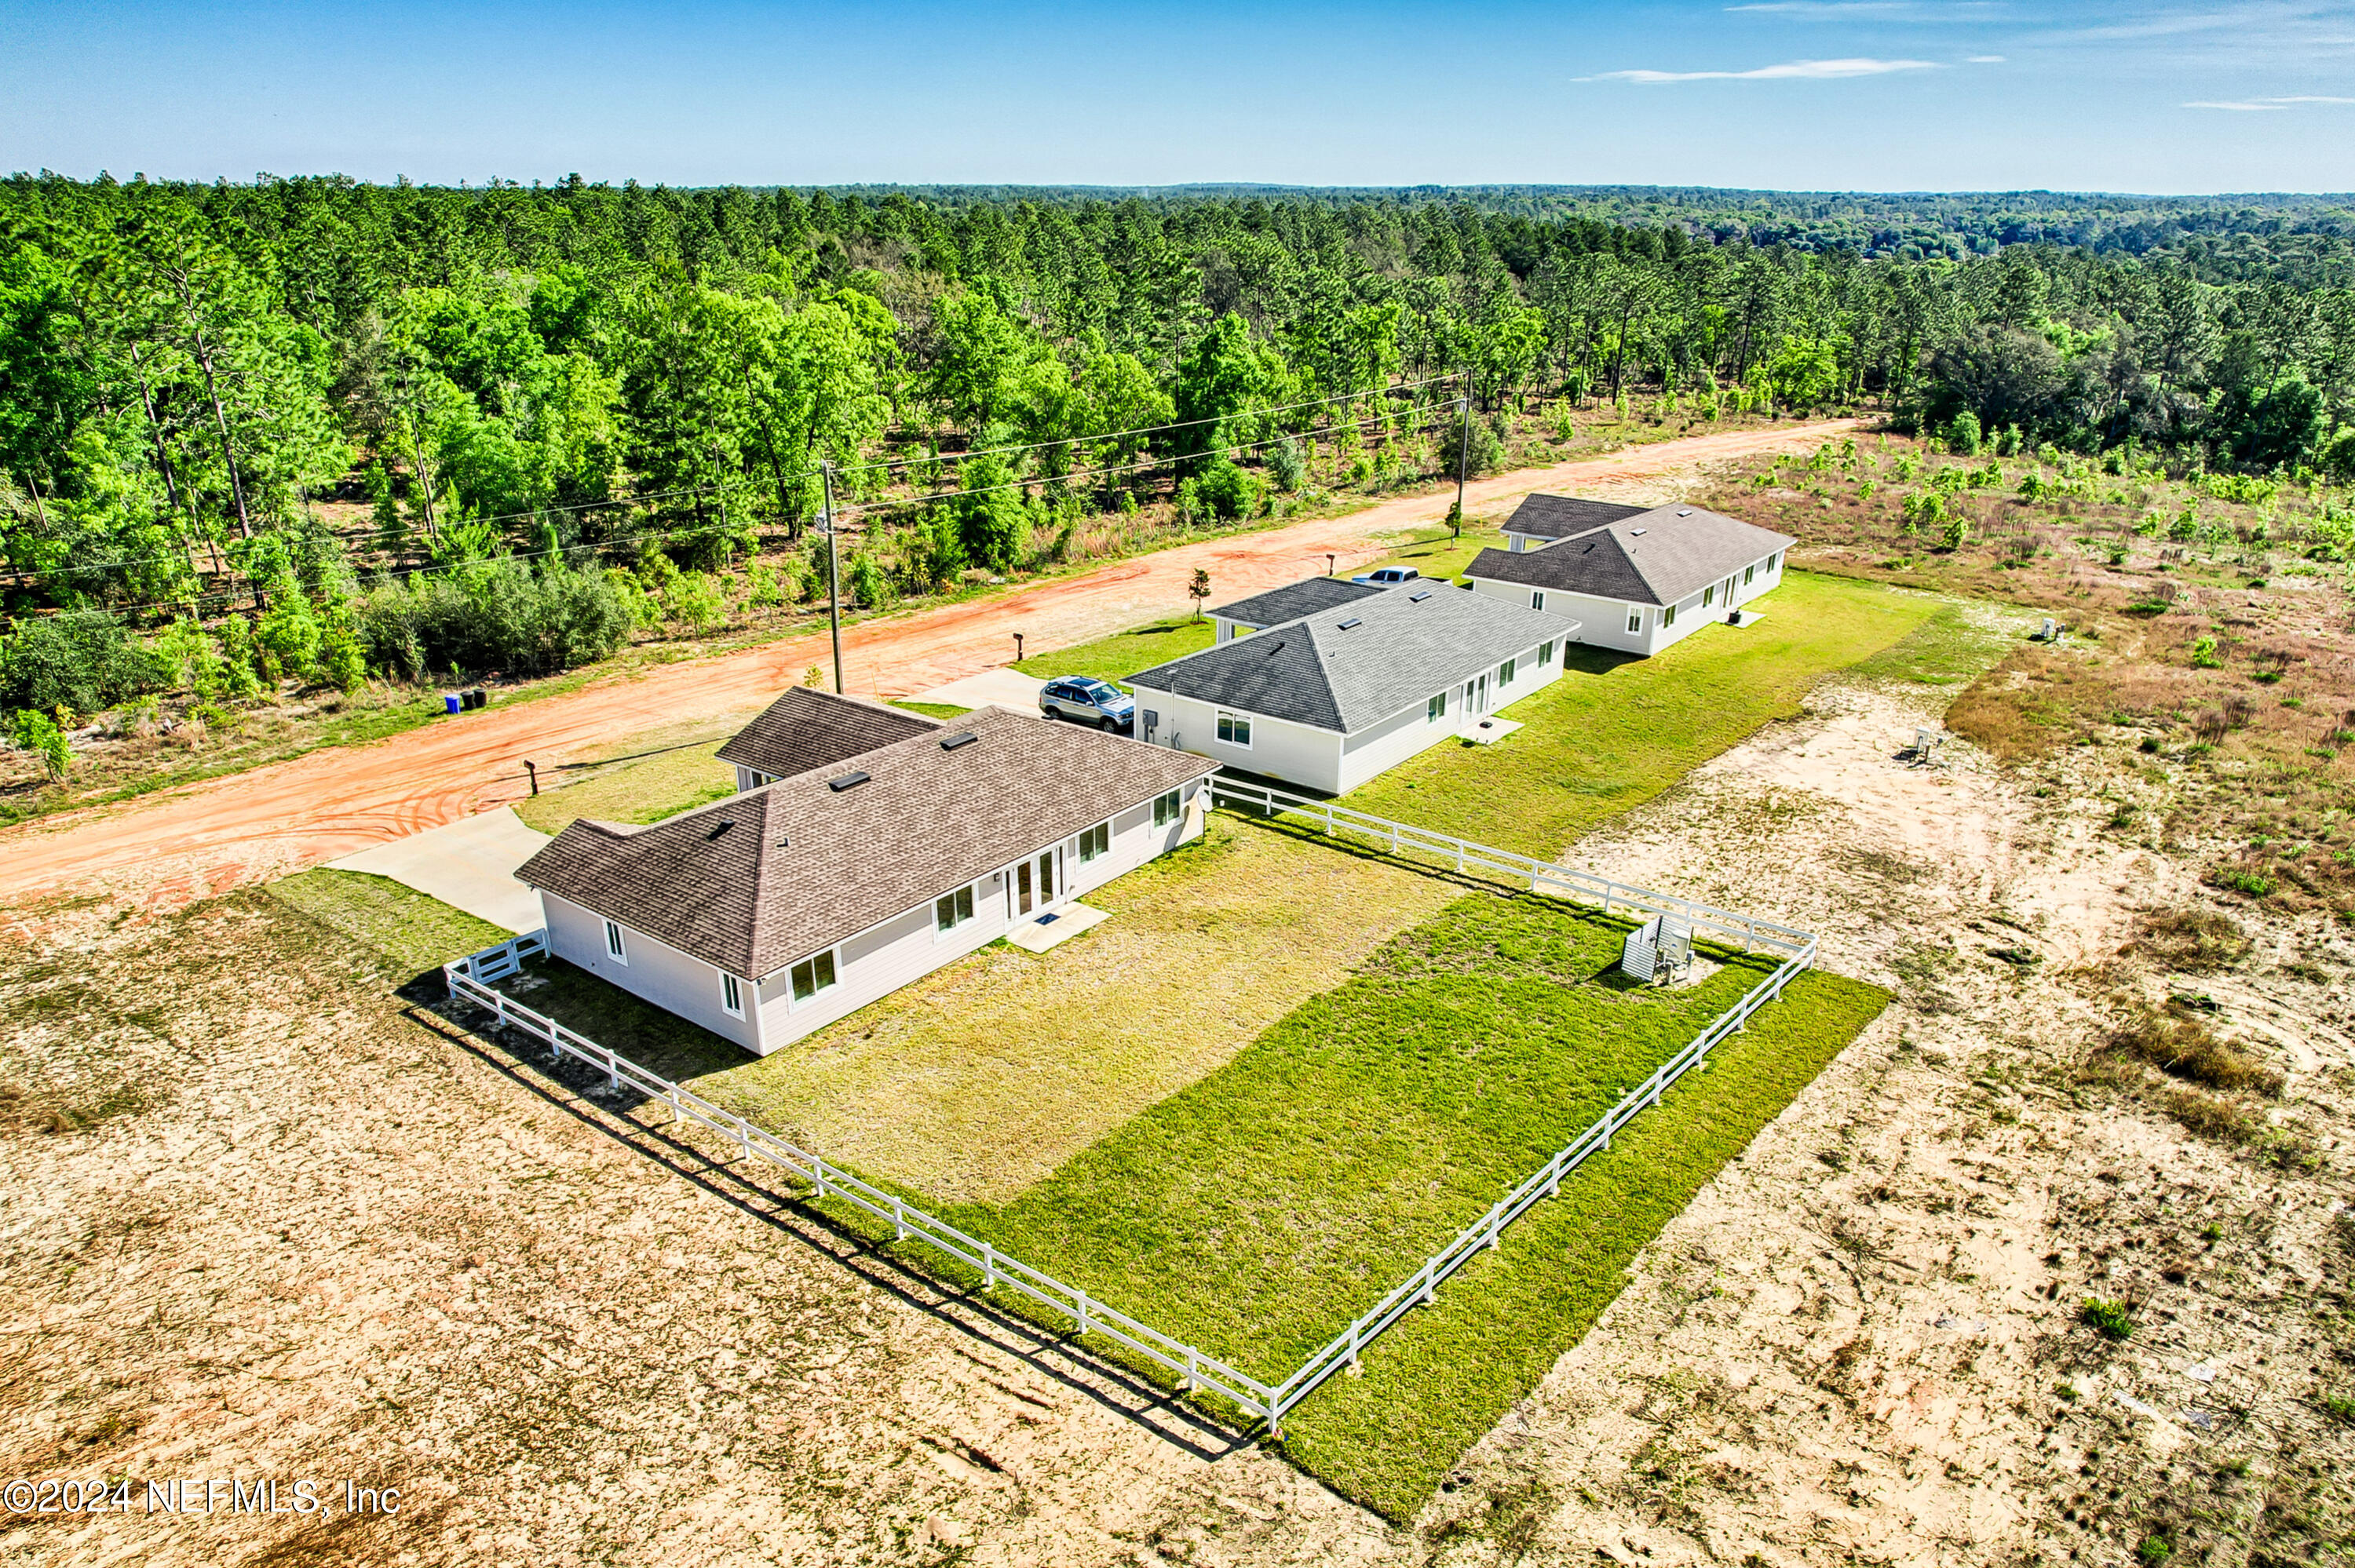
0, 421, 1851, 918
9, 606, 2348, 1565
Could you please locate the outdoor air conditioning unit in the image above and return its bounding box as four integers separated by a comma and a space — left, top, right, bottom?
1620, 915, 1693, 985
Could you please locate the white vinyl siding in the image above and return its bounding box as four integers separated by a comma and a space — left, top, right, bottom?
541, 893, 760, 1053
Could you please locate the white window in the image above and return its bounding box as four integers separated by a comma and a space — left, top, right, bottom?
721, 972, 743, 1017
1152, 789, 1181, 826
1703, 583, 1715, 607
604, 920, 627, 965
1539, 640, 1555, 666
1499, 657, 1517, 687
1216, 711, 1252, 747
1769, 552, 1780, 571
1663, 603, 1678, 627
790, 950, 838, 1004
1743, 563, 1756, 585
1531, 589, 1546, 611
1077, 821, 1111, 862
935, 884, 976, 934
1427, 691, 1448, 723
1627, 609, 1641, 634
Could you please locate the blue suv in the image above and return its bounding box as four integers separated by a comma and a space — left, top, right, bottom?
1040, 676, 1135, 732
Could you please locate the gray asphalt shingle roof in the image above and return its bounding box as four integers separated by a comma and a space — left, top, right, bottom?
714, 687, 940, 781
1502, 494, 1650, 539
1128, 584, 1578, 734
519, 706, 1215, 979
1467, 503, 1795, 607
1209, 576, 1385, 629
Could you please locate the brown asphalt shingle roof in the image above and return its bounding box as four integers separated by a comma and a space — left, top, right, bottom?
518, 706, 1215, 979
714, 687, 939, 781
1467, 503, 1795, 607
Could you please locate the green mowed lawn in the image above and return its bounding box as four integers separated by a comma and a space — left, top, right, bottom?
1348, 571, 1956, 854
1013, 614, 1214, 685
916, 890, 1870, 1387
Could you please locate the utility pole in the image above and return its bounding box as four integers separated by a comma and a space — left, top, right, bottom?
820, 461, 845, 695
1451, 393, 1472, 539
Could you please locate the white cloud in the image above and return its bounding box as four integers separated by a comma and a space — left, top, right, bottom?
2183, 92, 2355, 108
1966, 53, 2008, 61
1583, 57, 1943, 82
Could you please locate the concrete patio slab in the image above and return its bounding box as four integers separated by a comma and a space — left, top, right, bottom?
1006, 903, 1110, 954
326, 807, 551, 933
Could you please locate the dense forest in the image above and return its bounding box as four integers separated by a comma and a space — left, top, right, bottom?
6, 174, 2355, 733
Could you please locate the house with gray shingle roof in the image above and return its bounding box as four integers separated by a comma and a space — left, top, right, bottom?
1498, 494, 1649, 552
516, 700, 1214, 1056
1466, 497, 1795, 658
1207, 576, 1385, 643
1127, 581, 1578, 794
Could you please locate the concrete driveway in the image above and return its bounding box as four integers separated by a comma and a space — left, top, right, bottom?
325, 808, 550, 933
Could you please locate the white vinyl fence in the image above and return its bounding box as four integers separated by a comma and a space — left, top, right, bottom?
442, 788, 1816, 1436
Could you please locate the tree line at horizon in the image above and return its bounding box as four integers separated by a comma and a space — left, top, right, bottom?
5, 174, 2355, 728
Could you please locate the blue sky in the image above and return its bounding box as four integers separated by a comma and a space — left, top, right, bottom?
3, 0, 2352, 193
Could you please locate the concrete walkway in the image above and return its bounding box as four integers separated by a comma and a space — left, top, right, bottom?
910, 666, 1048, 712
325, 808, 551, 933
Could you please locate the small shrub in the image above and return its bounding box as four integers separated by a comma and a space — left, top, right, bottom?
9, 707, 71, 782
2080, 1296, 2134, 1340
2137, 1533, 2172, 1564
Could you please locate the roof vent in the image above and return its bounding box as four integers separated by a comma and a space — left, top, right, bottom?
1676, 508, 1692, 516
939, 731, 977, 750
1337, 617, 1363, 630
1266, 640, 1287, 654
828, 771, 871, 793
1408, 589, 1433, 603
1630, 528, 1648, 537
705, 819, 735, 841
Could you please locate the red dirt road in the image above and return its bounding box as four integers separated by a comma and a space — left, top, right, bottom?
0, 421, 1853, 912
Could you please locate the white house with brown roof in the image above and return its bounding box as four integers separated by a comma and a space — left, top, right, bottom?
516, 695, 1214, 1056
1465, 497, 1795, 657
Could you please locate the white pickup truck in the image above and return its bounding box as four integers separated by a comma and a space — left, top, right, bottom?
1349, 566, 1420, 587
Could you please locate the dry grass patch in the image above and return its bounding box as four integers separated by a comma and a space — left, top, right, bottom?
2135, 906, 2253, 972
2111, 1006, 2284, 1097
700, 817, 1461, 1202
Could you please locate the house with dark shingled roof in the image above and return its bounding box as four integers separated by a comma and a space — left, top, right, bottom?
1465, 495, 1795, 658
1127, 578, 1576, 794
516, 694, 1214, 1056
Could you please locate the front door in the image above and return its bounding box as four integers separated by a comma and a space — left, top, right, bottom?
1471, 674, 1490, 715
1036, 851, 1057, 907
1016, 859, 1034, 916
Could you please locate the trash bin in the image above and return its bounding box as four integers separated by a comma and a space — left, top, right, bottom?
444, 694, 462, 715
